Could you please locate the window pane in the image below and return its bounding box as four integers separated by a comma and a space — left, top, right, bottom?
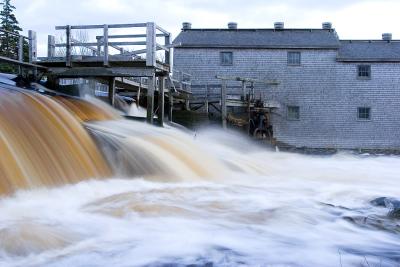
358, 65, 371, 78
358, 107, 371, 120
288, 52, 301, 65
288, 106, 300, 120
220, 52, 233, 65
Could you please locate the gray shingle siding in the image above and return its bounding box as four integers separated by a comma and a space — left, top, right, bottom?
173, 31, 400, 150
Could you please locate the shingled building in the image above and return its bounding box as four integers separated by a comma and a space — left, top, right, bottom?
173, 22, 400, 151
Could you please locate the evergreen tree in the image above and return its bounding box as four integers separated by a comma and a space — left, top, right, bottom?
0, 0, 24, 73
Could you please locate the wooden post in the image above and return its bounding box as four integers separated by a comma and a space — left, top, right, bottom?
47, 75, 59, 90
48, 35, 55, 58
157, 76, 165, 126
146, 74, 155, 124
88, 79, 96, 95
18, 36, 23, 62
205, 83, 209, 115
221, 79, 227, 129
241, 81, 246, 101
168, 84, 173, 122
18, 35, 23, 74
137, 77, 142, 106
65, 26, 71, 67
97, 38, 102, 56
28, 30, 37, 79
108, 77, 115, 106
247, 97, 251, 135
250, 82, 254, 101
165, 34, 171, 65
103, 24, 109, 67
146, 22, 156, 67
28, 30, 37, 63
180, 72, 190, 110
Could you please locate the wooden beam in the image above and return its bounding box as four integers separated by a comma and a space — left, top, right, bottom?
168, 79, 174, 122
103, 24, 109, 67
46, 67, 155, 77
18, 36, 23, 62
137, 77, 142, 106
165, 35, 171, 65
56, 23, 147, 30
205, 83, 209, 115
71, 37, 97, 52
102, 34, 166, 38
65, 26, 71, 67
28, 30, 37, 63
146, 22, 156, 67
69, 41, 147, 47
241, 81, 246, 100
221, 79, 227, 129
156, 25, 170, 36
146, 74, 155, 124
48, 35, 55, 58
97, 38, 102, 56
0, 56, 47, 69
18, 36, 23, 74
216, 75, 279, 85
157, 77, 165, 126
108, 77, 115, 106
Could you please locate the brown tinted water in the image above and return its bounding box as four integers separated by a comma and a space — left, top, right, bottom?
0, 88, 112, 195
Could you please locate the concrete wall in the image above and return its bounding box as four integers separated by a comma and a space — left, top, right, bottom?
173, 48, 400, 150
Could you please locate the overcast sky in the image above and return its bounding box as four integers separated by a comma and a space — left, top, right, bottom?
12, 0, 400, 56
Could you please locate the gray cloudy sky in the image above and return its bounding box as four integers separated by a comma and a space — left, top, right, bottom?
12, 0, 400, 56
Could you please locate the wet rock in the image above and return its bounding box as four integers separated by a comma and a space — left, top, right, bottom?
385, 198, 400, 218
343, 215, 400, 233
370, 197, 400, 218
370, 197, 387, 207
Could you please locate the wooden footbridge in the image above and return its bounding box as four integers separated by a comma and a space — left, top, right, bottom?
0, 22, 193, 127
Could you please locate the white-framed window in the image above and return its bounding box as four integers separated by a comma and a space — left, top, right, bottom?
287, 105, 300, 120
287, 51, 301, 65
357, 65, 371, 79
220, 51, 233, 65
358, 107, 371, 120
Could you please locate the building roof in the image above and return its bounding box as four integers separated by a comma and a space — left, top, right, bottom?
173, 29, 340, 49
338, 40, 400, 62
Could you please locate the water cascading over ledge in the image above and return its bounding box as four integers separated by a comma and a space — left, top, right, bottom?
0, 87, 115, 195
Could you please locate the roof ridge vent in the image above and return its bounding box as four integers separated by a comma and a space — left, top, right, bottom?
274, 22, 284, 30
382, 33, 392, 42
322, 22, 332, 30
228, 22, 238, 30
182, 22, 192, 30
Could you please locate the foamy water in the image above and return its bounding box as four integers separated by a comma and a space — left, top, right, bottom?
0, 122, 399, 267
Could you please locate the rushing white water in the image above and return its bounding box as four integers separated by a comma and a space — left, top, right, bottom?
0, 120, 399, 267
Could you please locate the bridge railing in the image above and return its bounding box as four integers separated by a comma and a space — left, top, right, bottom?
170, 70, 192, 93
49, 23, 171, 68
0, 28, 38, 71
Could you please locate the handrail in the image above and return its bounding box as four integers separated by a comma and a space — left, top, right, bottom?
50, 22, 171, 67
0, 29, 37, 72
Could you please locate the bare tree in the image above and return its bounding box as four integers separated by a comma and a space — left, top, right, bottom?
55, 30, 93, 57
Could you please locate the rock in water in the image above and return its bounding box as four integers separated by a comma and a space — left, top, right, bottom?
370, 197, 400, 218
370, 197, 387, 207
